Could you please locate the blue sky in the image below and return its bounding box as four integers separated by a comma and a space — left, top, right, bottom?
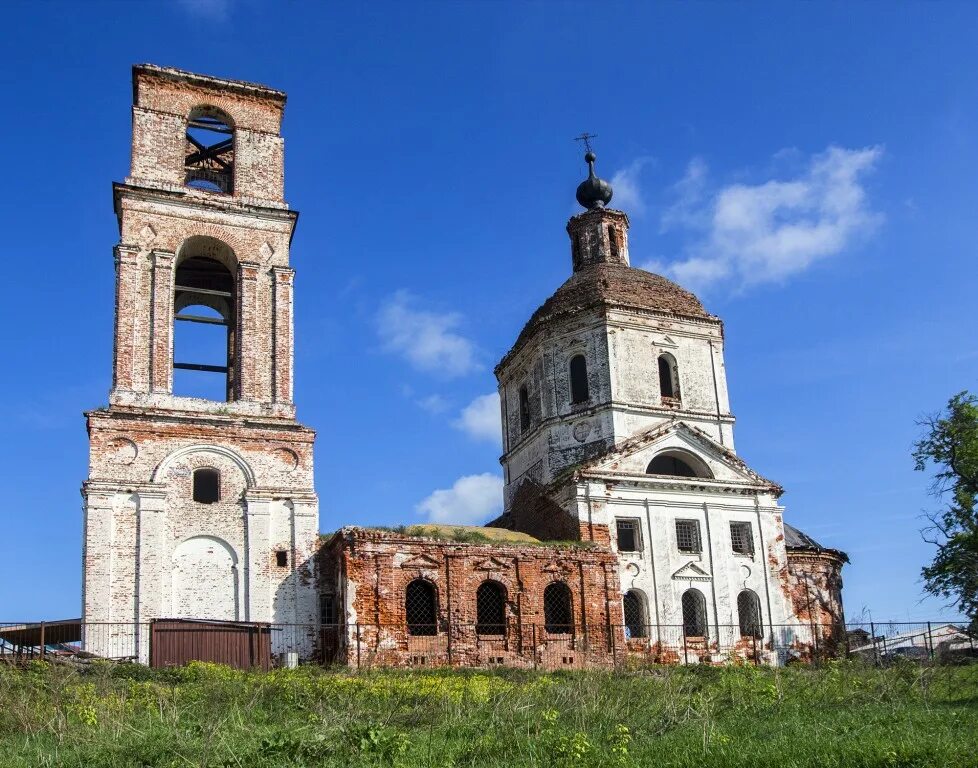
1, 1, 976, 622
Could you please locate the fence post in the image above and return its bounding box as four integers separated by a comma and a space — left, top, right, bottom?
926, 621, 934, 660
355, 623, 361, 669
752, 633, 758, 666
611, 625, 617, 669
39, 621, 45, 660
683, 628, 689, 666
870, 621, 878, 666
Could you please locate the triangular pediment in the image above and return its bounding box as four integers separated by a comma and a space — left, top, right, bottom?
672, 561, 712, 581
573, 419, 781, 492
400, 554, 441, 570
656, 335, 678, 349
474, 557, 511, 571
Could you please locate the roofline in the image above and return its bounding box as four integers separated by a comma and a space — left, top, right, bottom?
132, 63, 287, 104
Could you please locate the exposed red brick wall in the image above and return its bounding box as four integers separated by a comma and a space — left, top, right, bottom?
784, 550, 846, 654
320, 528, 624, 668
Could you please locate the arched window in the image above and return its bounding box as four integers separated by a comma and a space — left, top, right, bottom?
192, 468, 220, 504
738, 590, 763, 639
623, 590, 647, 639
681, 588, 708, 638
476, 580, 507, 635
174, 239, 236, 401
569, 355, 589, 404
518, 385, 531, 433
185, 106, 234, 194
405, 579, 438, 636
646, 451, 712, 479
543, 582, 573, 635
658, 353, 679, 400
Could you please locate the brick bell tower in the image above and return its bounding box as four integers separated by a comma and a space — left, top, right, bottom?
82, 65, 319, 659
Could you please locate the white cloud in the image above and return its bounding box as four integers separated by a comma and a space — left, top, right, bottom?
417, 394, 450, 414
175, 0, 230, 21
648, 145, 883, 291
377, 291, 478, 377
416, 473, 503, 525
453, 393, 501, 446
610, 158, 653, 215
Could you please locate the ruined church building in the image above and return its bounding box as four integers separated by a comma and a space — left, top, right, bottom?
81, 65, 845, 668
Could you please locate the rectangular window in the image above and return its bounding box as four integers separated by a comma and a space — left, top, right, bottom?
616, 518, 641, 553
730, 522, 754, 556
676, 520, 702, 554
320, 593, 337, 625
276, 550, 288, 567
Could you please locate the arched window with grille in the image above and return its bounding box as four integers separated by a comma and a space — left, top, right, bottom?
646, 450, 713, 479
738, 589, 763, 638
476, 580, 507, 635
569, 354, 589, 404
192, 467, 220, 504
681, 588, 708, 638
543, 582, 573, 634
518, 385, 531, 433
658, 353, 680, 400
623, 590, 647, 639
405, 579, 438, 636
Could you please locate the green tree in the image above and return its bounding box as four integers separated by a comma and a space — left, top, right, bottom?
913, 391, 978, 628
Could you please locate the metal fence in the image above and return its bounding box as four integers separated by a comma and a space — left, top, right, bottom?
0, 620, 974, 670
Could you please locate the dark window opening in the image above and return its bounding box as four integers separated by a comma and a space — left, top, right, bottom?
623, 590, 646, 638
405, 579, 438, 636
543, 582, 573, 634
476, 580, 507, 635
682, 589, 708, 638
608, 225, 619, 260
616, 519, 641, 553
569, 354, 589, 404
185, 107, 234, 194
320, 593, 338, 625
730, 522, 754, 556
738, 590, 763, 639
276, 550, 288, 567
174, 252, 234, 401
518, 385, 531, 433
675, 520, 702, 554
658, 354, 679, 400
647, 454, 698, 477
192, 468, 220, 504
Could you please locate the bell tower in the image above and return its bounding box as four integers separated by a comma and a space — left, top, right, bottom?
82, 65, 319, 660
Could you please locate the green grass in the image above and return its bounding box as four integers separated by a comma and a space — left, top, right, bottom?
1, 660, 976, 767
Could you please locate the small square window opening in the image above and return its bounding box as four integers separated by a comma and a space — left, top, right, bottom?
616, 519, 641, 553
730, 522, 754, 556
276, 550, 288, 567
676, 520, 702, 554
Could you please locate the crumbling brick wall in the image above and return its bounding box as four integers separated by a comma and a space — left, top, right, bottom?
319, 528, 624, 668
784, 550, 847, 655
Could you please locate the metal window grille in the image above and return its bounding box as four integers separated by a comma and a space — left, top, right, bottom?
543, 582, 573, 635
405, 579, 438, 636
730, 522, 754, 556
738, 590, 763, 638
192, 468, 220, 503
623, 590, 646, 638
320, 593, 337, 625
676, 520, 701, 553
616, 519, 641, 553
569, 355, 589, 404
476, 581, 507, 635
682, 589, 708, 638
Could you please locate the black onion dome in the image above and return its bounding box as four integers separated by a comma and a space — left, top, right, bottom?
575, 151, 613, 210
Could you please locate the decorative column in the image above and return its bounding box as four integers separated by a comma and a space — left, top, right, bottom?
271, 266, 295, 404
149, 250, 175, 393
236, 262, 260, 401
135, 489, 167, 663
111, 245, 142, 393
244, 493, 271, 622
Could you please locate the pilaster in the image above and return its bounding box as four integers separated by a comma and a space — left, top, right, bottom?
244, 494, 271, 622
271, 266, 294, 404
236, 262, 260, 401
149, 250, 175, 393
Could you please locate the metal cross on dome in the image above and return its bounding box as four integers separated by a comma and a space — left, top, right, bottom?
574, 132, 597, 153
